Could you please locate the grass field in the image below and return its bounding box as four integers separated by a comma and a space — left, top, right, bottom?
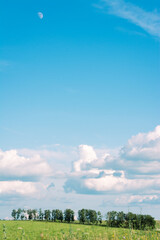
0, 221, 160, 240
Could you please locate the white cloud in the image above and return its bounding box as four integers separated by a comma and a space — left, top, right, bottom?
121, 125, 160, 161
17, 146, 77, 176
64, 125, 160, 195
134, 161, 160, 174
18, 148, 67, 161
73, 145, 113, 172
73, 145, 97, 172
1, 125, 160, 216
100, 0, 160, 38
84, 175, 160, 193
0, 181, 45, 197
115, 194, 159, 205
0, 149, 52, 180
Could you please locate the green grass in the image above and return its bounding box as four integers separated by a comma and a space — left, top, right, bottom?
156, 221, 160, 230
0, 221, 160, 240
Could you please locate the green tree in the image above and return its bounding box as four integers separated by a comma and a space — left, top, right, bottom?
125, 212, 136, 229
32, 209, 38, 220
144, 215, 156, 229
117, 211, 125, 227
88, 210, 97, 224
106, 211, 117, 227
44, 210, 51, 221
17, 208, 22, 220
78, 209, 86, 224
52, 210, 56, 221
27, 209, 33, 220
11, 209, 17, 220
97, 211, 102, 224
20, 209, 25, 220
59, 210, 63, 222
39, 208, 44, 220
64, 209, 74, 223
52, 209, 63, 222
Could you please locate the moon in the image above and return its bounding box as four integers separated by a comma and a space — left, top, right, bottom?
38, 12, 43, 19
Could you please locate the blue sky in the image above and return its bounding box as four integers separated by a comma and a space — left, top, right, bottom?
0, 0, 160, 219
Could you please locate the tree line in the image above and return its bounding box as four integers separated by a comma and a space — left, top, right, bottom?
11, 208, 156, 230
106, 211, 156, 230
11, 208, 73, 223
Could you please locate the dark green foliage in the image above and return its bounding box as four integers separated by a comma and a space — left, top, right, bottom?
117, 211, 125, 227
88, 209, 97, 224
11, 209, 17, 220
78, 209, 100, 224
38, 208, 44, 220
106, 211, 117, 227
27, 209, 33, 220
20, 209, 25, 220
44, 210, 51, 221
97, 211, 103, 224
11, 208, 23, 220
16, 208, 22, 220
64, 209, 74, 223
78, 209, 87, 224
52, 209, 63, 222
106, 211, 156, 230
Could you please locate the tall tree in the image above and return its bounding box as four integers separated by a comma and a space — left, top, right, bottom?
52, 210, 56, 221
97, 211, 102, 224
64, 209, 74, 223
39, 208, 44, 220
59, 210, 63, 222
20, 209, 25, 220
17, 208, 22, 220
11, 209, 17, 220
27, 209, 33, 220
52, 209, 63, 222
106, 211, 117, 227
88, 210, 97, 224
117, 211, 125, 227
78, 209, 86, 224
44, 210, 51, 221
32, 209, 38, 220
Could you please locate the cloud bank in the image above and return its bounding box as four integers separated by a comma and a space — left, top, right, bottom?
64, 125, 160, 206
1, 125, 160, 211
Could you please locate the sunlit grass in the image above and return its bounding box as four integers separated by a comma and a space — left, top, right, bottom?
0, 221, 160, 240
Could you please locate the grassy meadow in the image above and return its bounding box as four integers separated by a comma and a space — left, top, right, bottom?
0, 221, 160, 240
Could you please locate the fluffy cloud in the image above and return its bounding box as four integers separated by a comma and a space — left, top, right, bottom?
73, 145, 113, 172
121, 125, 160, 161
65, 169, 160, 194
1, 125, 160, 211
0, 149, 52, 180
64, 126, 160, 197
0, 145, 76, 201
18, 148, 68, 161
84, 176, 160, 193
73, 145, 97, 172
0, 181, 45, 197
115, 194, 160, 205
